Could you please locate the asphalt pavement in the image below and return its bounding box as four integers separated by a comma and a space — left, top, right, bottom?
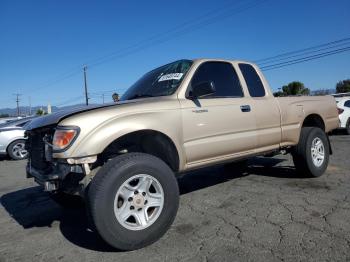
0, 135, 349, 262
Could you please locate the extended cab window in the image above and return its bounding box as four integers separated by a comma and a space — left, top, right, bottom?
239, 63, 266, 97
344, 100, 350, 108
189, 62, 243, 98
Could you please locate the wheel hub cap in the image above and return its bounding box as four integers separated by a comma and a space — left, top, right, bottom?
113, 174, 164, 231
12, 142, 28, 159
133, 194, 145, 208
311, 137, 325, 167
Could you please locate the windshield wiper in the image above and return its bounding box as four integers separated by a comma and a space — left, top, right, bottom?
127, 94, 155, 100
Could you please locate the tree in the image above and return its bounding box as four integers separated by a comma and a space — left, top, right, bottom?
273, 91, 284, 97
0, 113, 9, 118
36, 108, 46, 116
274, 81, 310, 96
336, 79, 350, 93
112, 93, 119, 102
282, 81, 310, 96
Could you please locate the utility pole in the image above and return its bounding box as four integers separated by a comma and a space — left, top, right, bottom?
13, 93, 22, 116
83, 66, 89, 106
102, 93, 105, 104
28, 96, 32, 116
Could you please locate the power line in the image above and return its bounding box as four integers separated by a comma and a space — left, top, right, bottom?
27, 68, 82, 93
54, 95, 85, 107
88, 0, 270, 69
25, 0, 269, 94
84, 0, 247, 68
34, 40, 350, 108
255, 37, 350, 63
258, 41, 350, 66
260, 46, 350, 71
89, 90, 117, 95
89, 93, 105, 102
14, 0, 350, 103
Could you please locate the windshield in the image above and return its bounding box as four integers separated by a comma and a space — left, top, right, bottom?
121, 60, 193, 101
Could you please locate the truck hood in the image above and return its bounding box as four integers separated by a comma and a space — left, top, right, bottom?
25, 101, 135, 131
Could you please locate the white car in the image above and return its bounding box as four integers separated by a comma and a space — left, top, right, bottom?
335, 97, 350, 134
0, 117, 21, 125
0, 118, 33, 160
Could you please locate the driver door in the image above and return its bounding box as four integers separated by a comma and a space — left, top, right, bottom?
180, 61, 258, 167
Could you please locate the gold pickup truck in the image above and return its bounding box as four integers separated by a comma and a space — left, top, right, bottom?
25, 59, 339, 250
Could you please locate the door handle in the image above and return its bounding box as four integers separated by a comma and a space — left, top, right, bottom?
240, 105, 251, 112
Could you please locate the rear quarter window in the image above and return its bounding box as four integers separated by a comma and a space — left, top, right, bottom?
239, 63, 266, 97
344, 100, 350, 108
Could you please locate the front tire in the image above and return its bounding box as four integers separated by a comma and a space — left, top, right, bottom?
88, 153, 179, 250
292, 127, 329, 177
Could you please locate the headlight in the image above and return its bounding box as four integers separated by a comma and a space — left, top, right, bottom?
53, 127, 80, 151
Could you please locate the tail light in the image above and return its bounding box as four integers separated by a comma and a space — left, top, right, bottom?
337, 108, 344, 115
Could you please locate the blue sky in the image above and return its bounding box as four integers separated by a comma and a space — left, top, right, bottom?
0, 0, 349, 108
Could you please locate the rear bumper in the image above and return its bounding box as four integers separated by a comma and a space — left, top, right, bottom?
338, 114, 349, 128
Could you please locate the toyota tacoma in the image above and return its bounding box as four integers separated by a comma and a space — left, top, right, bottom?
25, 59, 339, 250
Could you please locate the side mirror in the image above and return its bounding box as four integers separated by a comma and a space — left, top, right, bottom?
190, 81, 215, 99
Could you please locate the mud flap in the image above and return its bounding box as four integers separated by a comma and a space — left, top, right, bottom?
327, 135, 333, 155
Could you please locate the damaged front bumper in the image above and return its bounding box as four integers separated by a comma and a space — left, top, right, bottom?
25, 125, 99, 193
26, 156, 97, 192
26, 161, 82, 191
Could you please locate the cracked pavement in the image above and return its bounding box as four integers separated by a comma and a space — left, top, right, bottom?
0, 135, 349, 262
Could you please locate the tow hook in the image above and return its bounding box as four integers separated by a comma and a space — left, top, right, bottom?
67, 156, 97, 175
44, 181, 59, 192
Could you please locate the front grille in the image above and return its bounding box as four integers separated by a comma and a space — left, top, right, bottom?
26, 128, 55, 172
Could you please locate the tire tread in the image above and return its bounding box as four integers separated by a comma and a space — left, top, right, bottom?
292, 127, 329, 177
87, 152, 179, 250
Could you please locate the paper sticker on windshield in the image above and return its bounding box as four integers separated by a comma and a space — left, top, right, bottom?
158, 73, 183, 82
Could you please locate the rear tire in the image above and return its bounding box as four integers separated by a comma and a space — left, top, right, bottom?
88, 152, 179, 250
292, 127, 329, 177
7, 139, 28, 160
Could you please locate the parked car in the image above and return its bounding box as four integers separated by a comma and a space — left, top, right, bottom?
0, 117, 34, 160
25, 59, 339, 250
332, 92, 350, 98
335, 97, 350, 134
0, 117, 21, 125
